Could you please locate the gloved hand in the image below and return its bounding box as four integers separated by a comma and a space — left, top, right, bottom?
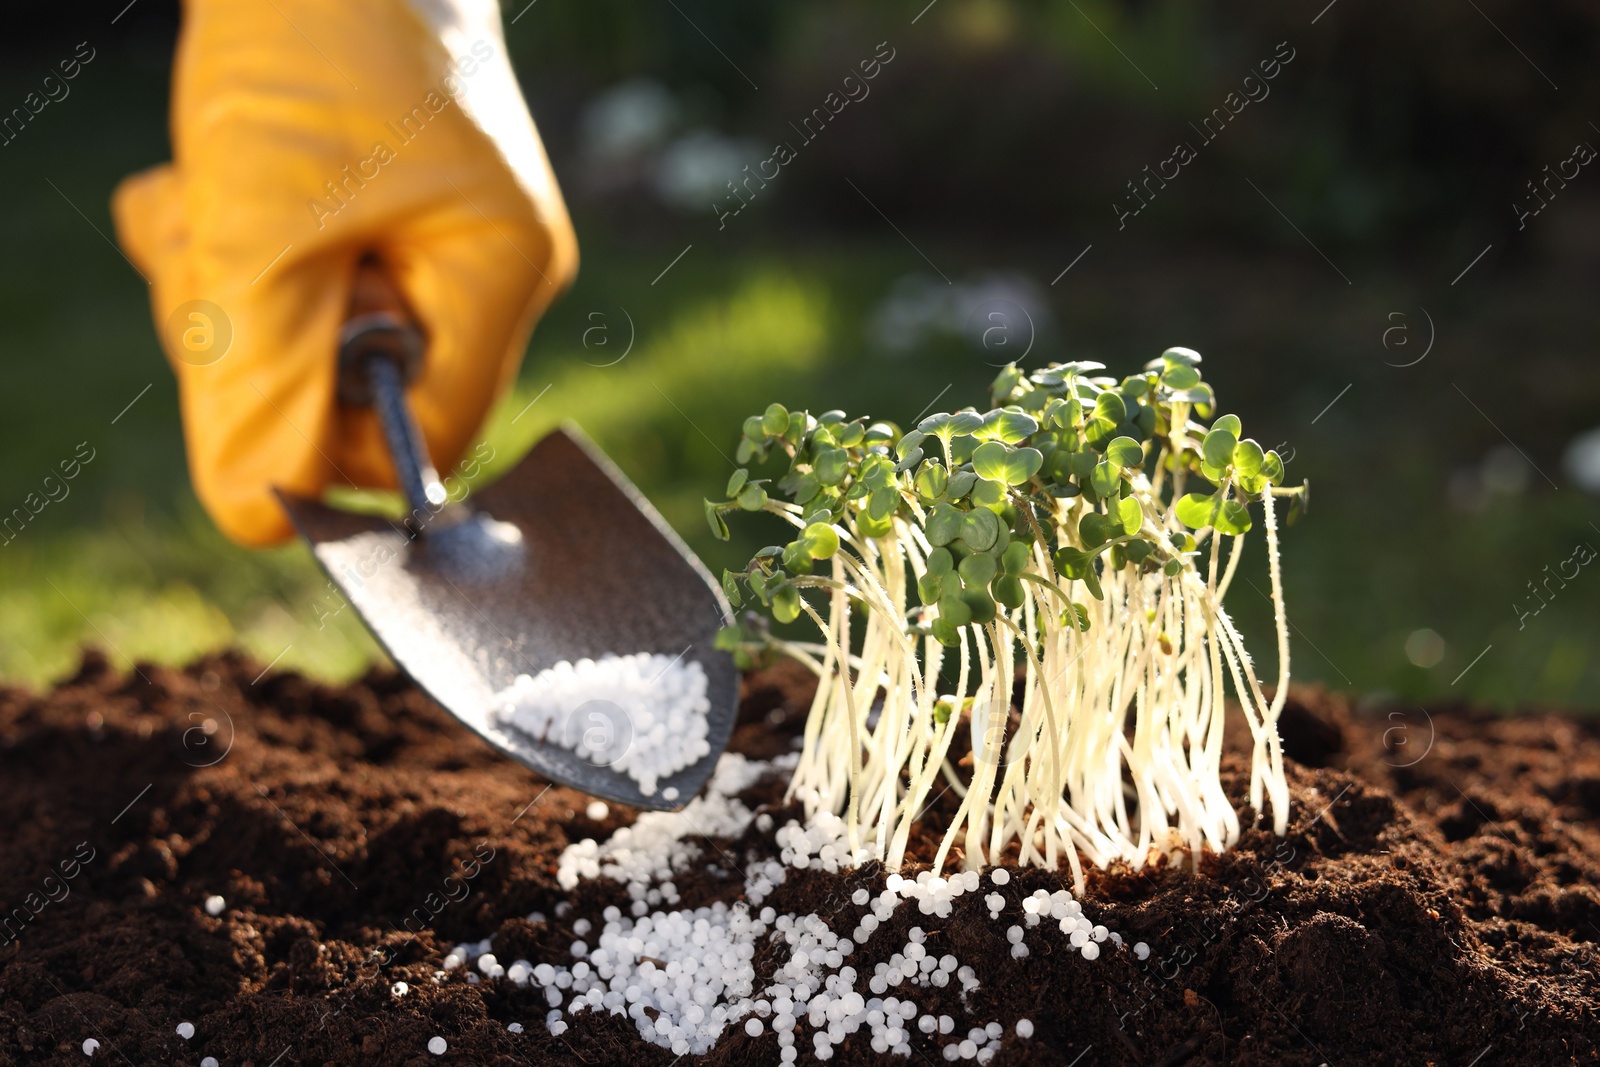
114, 0, 577, 546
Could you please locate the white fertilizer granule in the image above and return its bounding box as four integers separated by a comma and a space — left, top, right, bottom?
494, 653, 711, 797
454, 753, 1134, 1061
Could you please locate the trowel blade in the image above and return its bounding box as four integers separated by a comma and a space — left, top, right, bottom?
277, 424, 739, 811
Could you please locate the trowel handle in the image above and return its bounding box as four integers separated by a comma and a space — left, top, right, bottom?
337, 256, 447, 521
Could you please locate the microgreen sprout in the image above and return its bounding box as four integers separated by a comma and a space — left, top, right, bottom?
706, 350, 1309, 885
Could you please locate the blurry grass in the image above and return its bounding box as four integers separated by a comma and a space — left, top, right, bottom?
2, 241, 1598, 712
0, 265, 837, 688
479, 268, 833, 537
1, 116, 1596, 709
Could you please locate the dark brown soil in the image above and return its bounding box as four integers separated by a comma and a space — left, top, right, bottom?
1, 651, 1597, 1066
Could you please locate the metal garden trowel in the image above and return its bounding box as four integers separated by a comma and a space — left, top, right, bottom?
276, 258, 738, 810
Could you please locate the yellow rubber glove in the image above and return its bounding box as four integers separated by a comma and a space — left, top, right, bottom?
114, 0, 577, 547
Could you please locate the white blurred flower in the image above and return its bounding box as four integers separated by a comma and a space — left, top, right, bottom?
654, 129, 760, 211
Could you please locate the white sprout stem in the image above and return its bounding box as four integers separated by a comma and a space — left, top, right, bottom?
776, 423, 1293, 883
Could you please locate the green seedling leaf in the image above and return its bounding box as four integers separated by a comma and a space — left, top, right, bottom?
1090, 461, 1121, 498
1044, 396, 1083, 430
931, 618, 961, 647
1233, 438, 1264, 477
959, 506, 1001, 552
814, 448, 849, 486
1001, 540, 1029, 577
781, 540, 813, 573
1162, 346, 1202, 367
1105, 436, 1143, 468
959, 553, 997, 587
720, 570, 743, 608
1288, 480, 1310, 525
1175, 492, 1220, 530
1211, 414, 1241, 437
857, 510, 893, 538
971, 477, 1007, 511
1045, 449, 1074, 483
990, 365, 1026, 403
861, 455, 897, 489
938, 594, 972, 627
835, 421, 865, 448
1063, 603, 1091, 631
896, 430, 927, 460
746, 569, 770, 599
771, 584, 802, 624
1086, 392, 1125, 445
762, 403, 790, 437
704, 499, 730, 540
1167, 384, 1214, 407
1054, 546, 1089, 577
917, 572, 943, 606
962, 588, 997, 624
1163, 558, 1181, 576
737, 483, 768, 511
926, 503, 963, 546
1161, 364, 1201, 389
915, 460, 949, 500
1236, 470, 1268, 496
726, 469, 749, 497
1202, 428, 1238, 469
894, 447, 924, 473
1006, 447, 1043, 485
791, 472, 821, 505
742, 415, 765, 441
946, 412, 985, 437
989, 409, 1040, 444
1125, 537, 1153, 563
1031, 361, 1105, 386
866, 486, 897, 521
991, 574, 1025, 609
802, 494, 840, 527
864, 421, 898, 445
1118, 494, 1142, 535
1262, 450, 1285, 484
945, 470, 978, 500
1079, 511, 1116, 548
801, 522, 839, 559
971, 440, 1013, 483
1214, 499, 1252, 535
926, 546, 954, 576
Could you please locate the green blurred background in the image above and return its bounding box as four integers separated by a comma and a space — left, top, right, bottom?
2, 0, 1598, 710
